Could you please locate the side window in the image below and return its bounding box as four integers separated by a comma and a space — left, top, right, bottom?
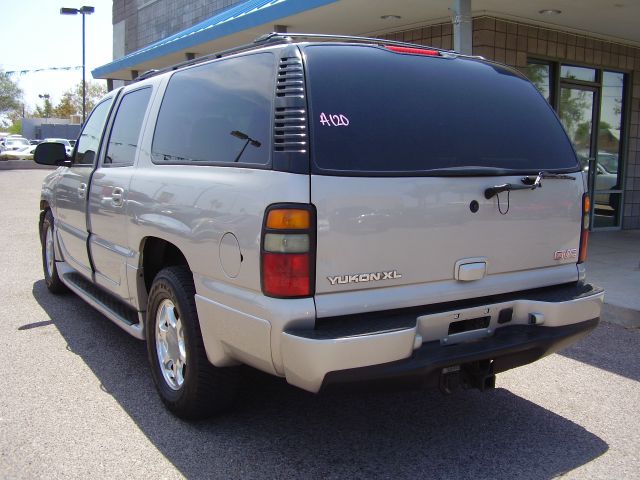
104, 88, 152, 166
151, 53, 275, 165
74, 98, 114, 166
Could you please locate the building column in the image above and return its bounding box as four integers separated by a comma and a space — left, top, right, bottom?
452, 0, 472, 55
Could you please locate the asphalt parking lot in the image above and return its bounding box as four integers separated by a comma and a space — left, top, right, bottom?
1, 169, 639, 480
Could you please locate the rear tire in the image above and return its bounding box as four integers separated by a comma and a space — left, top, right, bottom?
40, 210, 69, 294
146, 265, 239, 419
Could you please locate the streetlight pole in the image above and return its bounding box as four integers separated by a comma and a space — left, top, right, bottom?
82, 11, 86, 122
38, 94, 51, 121
60, 5, 94, 124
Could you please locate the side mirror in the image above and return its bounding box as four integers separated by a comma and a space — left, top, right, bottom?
34, 142, 70, 166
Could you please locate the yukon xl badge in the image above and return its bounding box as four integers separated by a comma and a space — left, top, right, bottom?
328, 270, 402, 285
554, 249, 578, 260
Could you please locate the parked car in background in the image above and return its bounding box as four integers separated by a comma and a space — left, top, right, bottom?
1, 136, 30, 152
30, 139, 42, 145
597, 152, 618, 174
0, 145, 38, 160
42, 138, 73, 156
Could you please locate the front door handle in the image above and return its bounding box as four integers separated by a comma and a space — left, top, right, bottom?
111, 187, 124, 207
78, 183, 87, 199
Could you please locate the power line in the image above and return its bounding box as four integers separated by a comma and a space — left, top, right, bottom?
4, 66, 82, 75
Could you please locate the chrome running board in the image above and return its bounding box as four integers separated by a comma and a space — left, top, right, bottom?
58, 263, 145, 340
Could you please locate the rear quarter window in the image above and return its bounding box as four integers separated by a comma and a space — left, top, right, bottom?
304, 45, 578, 175
152, 52, 275, 166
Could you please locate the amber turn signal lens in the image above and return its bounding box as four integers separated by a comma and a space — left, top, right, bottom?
266, 209, 310, 229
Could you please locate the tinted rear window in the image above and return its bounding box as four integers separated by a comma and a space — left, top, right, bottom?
305, 45, 578, 175
152, 52, 275, 166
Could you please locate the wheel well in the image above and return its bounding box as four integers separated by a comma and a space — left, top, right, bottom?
141, 238, 189, 292
39, 202, 50, 239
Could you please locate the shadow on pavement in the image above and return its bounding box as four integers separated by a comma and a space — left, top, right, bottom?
31, 280, 608, 480
559, 318, 640, 383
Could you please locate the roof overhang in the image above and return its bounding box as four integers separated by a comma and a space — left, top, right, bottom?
93, 0, 640, 80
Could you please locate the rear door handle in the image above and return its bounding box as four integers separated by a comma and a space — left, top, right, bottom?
78, 183, 87, 199
111, 187, 124, 207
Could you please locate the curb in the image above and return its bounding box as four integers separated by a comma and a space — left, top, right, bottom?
0, 160, 56, 170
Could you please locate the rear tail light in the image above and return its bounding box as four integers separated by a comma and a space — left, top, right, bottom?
261, 204, 315, 298
578, 194, 590, 263
385, 45, 440, 56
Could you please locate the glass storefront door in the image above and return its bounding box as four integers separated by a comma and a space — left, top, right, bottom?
594, 71, 625, 228
557, 70, 625, 229
558, 85, 596, 165
527, 61, 627, 230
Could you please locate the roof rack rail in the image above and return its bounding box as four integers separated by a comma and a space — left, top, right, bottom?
135, 69, 159, 81
132, 35, 290, 82
254, 32, 454, 54
133, 32, 463, 83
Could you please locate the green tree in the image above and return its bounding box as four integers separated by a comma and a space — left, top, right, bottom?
52, 93, 76, 119
524, 64, 550, 101
33, 97, 53, 118
558, 87, 590, 137
0, 70, 23, 115
52, 80, 107, 118
8, 118, 22, 135
573, 120, 613, 153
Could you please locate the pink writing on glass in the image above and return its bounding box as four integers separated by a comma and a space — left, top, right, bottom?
320, 112, 350, 127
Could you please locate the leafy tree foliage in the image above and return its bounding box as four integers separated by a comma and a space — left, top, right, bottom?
8, 118, 22, 135
33, 97, 53, 118
52, 80, 107, 118
0, 70, 23, 115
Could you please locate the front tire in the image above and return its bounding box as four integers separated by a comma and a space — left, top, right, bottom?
146, 266, 238, 419
40, 210, 69, 294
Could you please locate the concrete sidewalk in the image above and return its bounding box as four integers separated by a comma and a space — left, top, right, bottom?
587, 230, 640, 328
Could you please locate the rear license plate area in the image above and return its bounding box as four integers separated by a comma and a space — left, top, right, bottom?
448, 316, 491, 335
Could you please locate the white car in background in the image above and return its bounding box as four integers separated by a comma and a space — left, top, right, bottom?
1, 136, 31, 152
0, 145, 38, 160
43, 138, 73, 156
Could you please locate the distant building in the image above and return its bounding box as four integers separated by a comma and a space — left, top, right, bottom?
22, 117, 81, 141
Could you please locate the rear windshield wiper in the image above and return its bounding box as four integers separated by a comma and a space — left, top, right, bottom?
484, 171, 575, 199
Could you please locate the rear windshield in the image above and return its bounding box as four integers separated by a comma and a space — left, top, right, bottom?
304, 45, 578, 175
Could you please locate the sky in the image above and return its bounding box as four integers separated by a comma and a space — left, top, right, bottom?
1, 0, 113, 113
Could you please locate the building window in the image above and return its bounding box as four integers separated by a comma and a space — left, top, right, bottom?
525, 60, 552, 103
560, 65, 597, 83
526, 59, 628, 230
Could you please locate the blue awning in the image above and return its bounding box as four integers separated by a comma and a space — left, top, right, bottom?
92, 0, 339, 79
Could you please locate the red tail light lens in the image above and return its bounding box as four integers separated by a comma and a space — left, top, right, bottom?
261, 204, 315, 298
385, 45, 440, 56
578, 194, 590, 264
262, 253, 310, 297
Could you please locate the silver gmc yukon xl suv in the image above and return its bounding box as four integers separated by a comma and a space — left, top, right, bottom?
35, 33, 604, 419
